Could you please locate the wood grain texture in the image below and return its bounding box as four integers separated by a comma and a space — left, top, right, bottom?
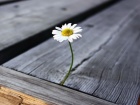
3, 0, 140, 105
0, 66, 116, 105
0, 0, 108, 51
3, 0, 139, 80
66, 9, 140, 105
0, 86, 51, 105
0, 92, 21, 105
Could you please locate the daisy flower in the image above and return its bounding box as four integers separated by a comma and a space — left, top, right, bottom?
52, 23, 82, 85
52, 23, 82, 42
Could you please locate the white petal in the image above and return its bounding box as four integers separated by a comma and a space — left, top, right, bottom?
73, 34, 82, 38
73, 27, 82, 31
53, 35, 60, 38
74, 29, 82, 33
55, 37, 63, 42
68, 37, 73, 42
70, 24, 77, 29
55, 27, 62, 31
52, 30, 61, 35
62, 24, 67, 29
69, 35, 77, 40
53, 35, 61, 39
67, 23, 72, 28
53, 35, 68, 42
61, 36, 69, 40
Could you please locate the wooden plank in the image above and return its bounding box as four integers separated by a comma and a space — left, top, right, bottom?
3, 0, 139, 81
0, 86, 51, 105
66, 9, 140, 105
0, 66, 116, 105
0, 91, 21, 105
0, 0, 108, 51
3, 0, 140, 105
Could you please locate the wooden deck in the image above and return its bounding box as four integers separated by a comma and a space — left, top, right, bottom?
0, 0, 139, 105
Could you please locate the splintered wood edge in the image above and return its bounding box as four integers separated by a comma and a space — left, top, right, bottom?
0, 86, 52, 105
0, 66, 116, 105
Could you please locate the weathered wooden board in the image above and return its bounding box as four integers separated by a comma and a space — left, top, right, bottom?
0, 86, 51, 105
4, 0, 139, 77
3, 0, 140, 105
0, 0, 108, 51
66, 9, 140, 105
0, 66, 116, 105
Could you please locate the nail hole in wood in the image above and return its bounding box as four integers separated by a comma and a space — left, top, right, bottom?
61, 7, 67, 11
14, 5, 19, 8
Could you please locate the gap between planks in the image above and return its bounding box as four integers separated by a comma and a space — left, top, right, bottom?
0, 0, 24, 5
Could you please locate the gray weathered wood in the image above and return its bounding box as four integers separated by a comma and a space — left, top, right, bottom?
3, 0, 139, 81
3, 0, 140, 105
0, 0, 108, 51
66, 9, 140, 105
0, 66, 116, 105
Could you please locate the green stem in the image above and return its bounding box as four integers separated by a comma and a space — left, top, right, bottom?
60, 41, 74, 85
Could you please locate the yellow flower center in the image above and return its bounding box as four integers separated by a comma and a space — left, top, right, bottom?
61, 28, 73, 36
